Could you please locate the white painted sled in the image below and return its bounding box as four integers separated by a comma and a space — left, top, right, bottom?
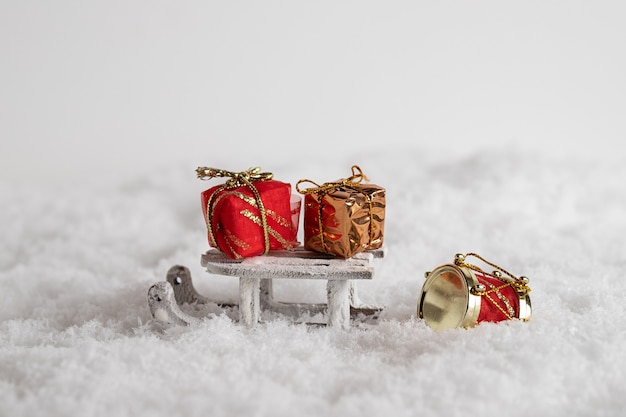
148, 247, 385, 329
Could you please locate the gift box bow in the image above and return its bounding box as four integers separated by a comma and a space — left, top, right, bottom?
295, 165, 369, 196
196, 166, 274, 187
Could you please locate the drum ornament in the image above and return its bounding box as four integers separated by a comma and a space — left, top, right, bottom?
419, 253, 532, 331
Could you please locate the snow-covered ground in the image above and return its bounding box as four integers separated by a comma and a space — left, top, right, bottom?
2, 2, 625, 416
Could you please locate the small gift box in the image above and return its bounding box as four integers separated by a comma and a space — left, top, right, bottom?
296, 165, 385, 258
197, 167, 300, 259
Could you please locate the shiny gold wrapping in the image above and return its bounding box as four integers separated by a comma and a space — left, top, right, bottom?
302, 183, 385, 258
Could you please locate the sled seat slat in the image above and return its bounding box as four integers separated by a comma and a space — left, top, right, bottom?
201, 250, 375, 280
201, 248, 384, 328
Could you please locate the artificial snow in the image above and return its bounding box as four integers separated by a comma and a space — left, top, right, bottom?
2, 146, 624, 417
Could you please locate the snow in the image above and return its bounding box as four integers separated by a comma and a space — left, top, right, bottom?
2, 2, 626, 417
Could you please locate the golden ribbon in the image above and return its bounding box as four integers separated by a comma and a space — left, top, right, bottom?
454, 252, 532, 320
295, 165, 369, 195
296, 165, 374, 254
196, 167, 273, 187
196, 166, 273, 257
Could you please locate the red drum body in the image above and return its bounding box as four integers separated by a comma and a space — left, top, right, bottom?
418, 263, 532, 331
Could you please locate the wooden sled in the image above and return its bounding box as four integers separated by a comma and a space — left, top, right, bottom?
148, 247, 385, 329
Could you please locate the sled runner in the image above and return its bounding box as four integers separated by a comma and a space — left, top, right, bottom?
148, 247, 385, 328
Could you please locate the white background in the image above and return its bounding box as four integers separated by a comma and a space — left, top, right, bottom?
2, 1, 624, 186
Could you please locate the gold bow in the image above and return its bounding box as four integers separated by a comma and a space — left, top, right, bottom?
295, 165, 369, 195
196, 166, 273, 188
196, 166, 273, 257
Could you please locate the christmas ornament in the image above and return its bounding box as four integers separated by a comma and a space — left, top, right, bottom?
418, 253, 532, 331
197, 166, 300, 259
296, 165, 385, 258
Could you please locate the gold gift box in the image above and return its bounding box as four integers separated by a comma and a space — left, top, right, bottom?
298, 166, 386, 258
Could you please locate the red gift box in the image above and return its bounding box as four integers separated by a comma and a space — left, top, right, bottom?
197, 167, 299, 259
